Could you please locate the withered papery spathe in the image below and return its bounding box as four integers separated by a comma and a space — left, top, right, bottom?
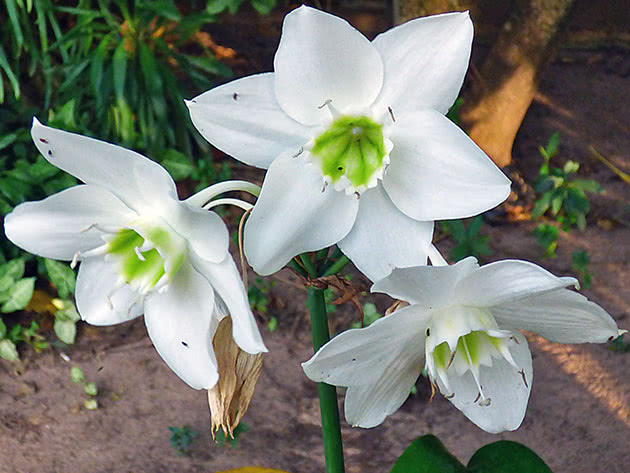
208, 317, 263, 438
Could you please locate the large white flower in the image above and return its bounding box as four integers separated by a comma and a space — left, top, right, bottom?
186, 6, 511, 280
4, 119, 267, 390
302, 257, 624, 433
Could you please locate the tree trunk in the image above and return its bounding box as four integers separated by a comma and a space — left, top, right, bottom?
460, 0, 574, 167
393, 0, 453, 25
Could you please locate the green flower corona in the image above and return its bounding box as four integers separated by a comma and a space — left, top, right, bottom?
310, 115, 390, 192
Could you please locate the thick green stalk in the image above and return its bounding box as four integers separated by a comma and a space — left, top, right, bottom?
307, 287, 345, 473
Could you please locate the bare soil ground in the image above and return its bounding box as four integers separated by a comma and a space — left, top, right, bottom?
2, 5, 630, 473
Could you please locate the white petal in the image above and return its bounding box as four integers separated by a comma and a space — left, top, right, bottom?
175, 205, 229, 263
190, 252, 267, 355
144, 262, 219, 390
382, 110, 511, 221
440, 332, 532, 433
372, 256, 479, 307
186, 73, 311, 169
5, 185, 135, 261
274, 6, 383, 125
76, 256, 143, 326
491, 288, 621, 344
303, 304, 431, 387
371, 12, 473, 117
455, 259, 577, 307
344, 345, 425, 428
338, 186, 433, 281
32, 119, 179, 215
244, 153, 359, 275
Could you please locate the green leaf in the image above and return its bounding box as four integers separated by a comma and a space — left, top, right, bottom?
159, 149, 195, 180
84, 382, 98, 396
71, 365, 84, 383
391, 435, 468, 473
533, 176, 555, 194
0, 339, 19, 361
5, 0, 24, 50
112, 40, 127, 101
563, 160, 579, 174
0, 258, 25, 280
544, 132, 560, 159
0, 317, 6, 338
531, 192, 551, 218
565, 187, 589, 215
90, 36, 110, 101
29, 156, 59, 181
569, 178, 601, 194
44, 259, 76, 298
467, 440, 553, 473
142, 0, 181, 21
250, 0, 276, 14
84, 398, 99, 410
54, 319, 76, 344
1, 277, 35, 313
550, 191, 564, 216
55, 300, 80, 323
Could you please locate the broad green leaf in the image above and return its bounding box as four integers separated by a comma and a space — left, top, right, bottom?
142, 0, 181, 21
44, 259, 76, 298
0, 131, 19, 151
0, 339, 19, 361
467, 216, 482, 236
550, 191, 564, 216
565, 187, 589, 215
569, 178, 601, 194
390, 435, 467, 473
467, 440, 552, 473
84, 382, 97, 396
251, 0, 276, 14
1, 277, 35, 313
29, 156, 59, 181
54, 300, 80, 323
533, 176, 555, 194
0, 317, 6, 338
54, 319, 76, 344
531, 192, 551, 218
0, 258, 25, 280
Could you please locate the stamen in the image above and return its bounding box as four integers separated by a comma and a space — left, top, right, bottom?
134, 247, 146, 261
461, 336, 487, 402
81, 244, 109, 258
203, 198, 253, 212
185, 180, 261, 208
318, 99, 340, 118
70, 252, 80, 269
322, 181, 328, 193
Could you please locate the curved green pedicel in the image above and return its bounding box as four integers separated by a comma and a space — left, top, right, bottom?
311, 115, 386, 188
107, 228, 183, 291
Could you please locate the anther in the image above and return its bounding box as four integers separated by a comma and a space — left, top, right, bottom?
447, 349, 457, 369
519, 369, 529, 388
70, 252, 80, 269
479, 398, 492, 407
445, 392, 455, 399
388, 106, 396, 123
293, 146, 304, 158
318, 99, 333, 109
232, 92, 238, 101
354, 191, 360, 199
322, 181, 328, 193
80, 223, 96, 233
39, 138, 48, 143
474, 392, 481, 403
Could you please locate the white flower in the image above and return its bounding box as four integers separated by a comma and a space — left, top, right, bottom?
186, 6, 511, 280
302, 257, 624, 433
5, 119, 267, 390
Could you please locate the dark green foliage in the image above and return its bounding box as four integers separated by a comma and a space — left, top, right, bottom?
214, 422, 249, 448
168, 425, 199, 455
532, 133, 601, 231
206, 0, 277, 15
390, 435, 468, 473
532, 223, 558, 258
441, 216, 492, 262
572, 250, 592, 288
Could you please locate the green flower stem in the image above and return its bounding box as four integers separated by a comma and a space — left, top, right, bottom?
307, 286, 345, 473
288, 259, 308, 278
300, 253, 318, 278
322, 255, 350, 277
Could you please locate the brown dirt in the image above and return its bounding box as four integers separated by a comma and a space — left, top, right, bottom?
2, 5, 630, 473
